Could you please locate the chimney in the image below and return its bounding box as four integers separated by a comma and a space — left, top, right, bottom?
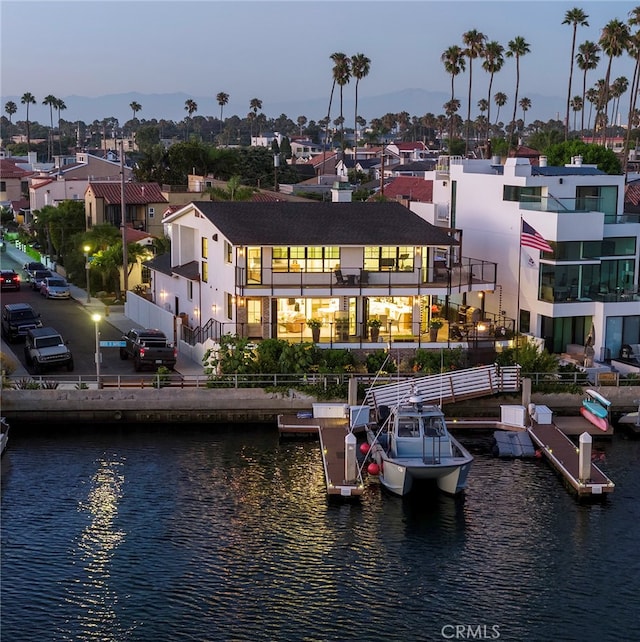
331, 181, 353, 203
539, 156, 547, 167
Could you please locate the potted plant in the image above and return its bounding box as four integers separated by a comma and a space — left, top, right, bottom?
306, 318, 323, 342
429, 319, 444, 342
368, 318, 383, 342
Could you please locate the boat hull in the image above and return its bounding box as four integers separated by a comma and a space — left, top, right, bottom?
580, 406, 609, 432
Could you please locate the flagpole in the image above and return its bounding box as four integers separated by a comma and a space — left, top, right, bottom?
516, 215, 523, 361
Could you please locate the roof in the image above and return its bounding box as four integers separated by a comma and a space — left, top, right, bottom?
88, 182, 168, 204
531, 166, 606, 177
0, 158, 33, 179
625, 179, 640, 206
124, 227, 156, 243
184, 201, 458, 247
143, 254, 200, 280
383, 177, 433, 202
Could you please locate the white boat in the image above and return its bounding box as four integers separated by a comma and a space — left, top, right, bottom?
1, 417, 9, 456
364, 388, 473, 496
618, 399, 640, 434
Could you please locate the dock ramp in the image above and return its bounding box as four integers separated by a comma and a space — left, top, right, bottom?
493, 430, 536, 457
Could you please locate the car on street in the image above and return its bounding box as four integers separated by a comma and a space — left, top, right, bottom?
30, 269, 53, 291
1, 302, 43, 342
40, 276, 71, 299
0, 269, 20, 291
24, 326, 74, 373
24, 261, 47, 280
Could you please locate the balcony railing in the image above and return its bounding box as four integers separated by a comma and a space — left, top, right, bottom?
519, 194, 606, 214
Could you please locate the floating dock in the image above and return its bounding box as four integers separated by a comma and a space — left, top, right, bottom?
278, 410, 364, 499
528, 422, 614, 498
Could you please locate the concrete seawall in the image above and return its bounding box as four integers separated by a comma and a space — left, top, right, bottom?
2, 386, 638, 425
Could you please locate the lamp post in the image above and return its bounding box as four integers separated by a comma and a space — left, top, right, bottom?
273, 153, 280, 192
83, 244, 91, 303
92, 313, 102, 388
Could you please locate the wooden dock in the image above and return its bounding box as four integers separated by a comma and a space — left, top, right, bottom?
528, 423, 615, 498
277, 414, 364, 499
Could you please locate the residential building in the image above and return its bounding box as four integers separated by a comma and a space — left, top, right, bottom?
144, 197, 497, 347
1, 158, 33, 206
423, 155, 639, 362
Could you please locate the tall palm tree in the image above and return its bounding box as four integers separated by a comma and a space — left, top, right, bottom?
563, 8, 590, 140
21, 92, 36, 151
576, 40, 601, 131
216, 92, 229, 144
610, 76, 629, 128
296, 115, 307, 136
4, 100, 17, 123
462, 29, 486, 156
130, 101, 142, 121
441, 45, 466, 150
506, 36, 531, 151
55, 98, 66, 155
570, 95, 584, 132
482, 41, 505, 146
519, 97, 532, 127
184, 99, 198, 140
493, 91, 508, 125
330, 53, 350, 157
598, 19, 631, 143
42, 94, 57, 161
351, 52, 371, 159
477, 98, 489, 145
585, 86, 599, 132
249, 98, 262, 140
623, 9, 640, 172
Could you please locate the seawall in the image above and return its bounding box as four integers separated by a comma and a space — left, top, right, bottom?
2, 386, 638, 425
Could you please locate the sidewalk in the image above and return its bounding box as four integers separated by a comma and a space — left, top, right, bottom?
2, 241, 204, 376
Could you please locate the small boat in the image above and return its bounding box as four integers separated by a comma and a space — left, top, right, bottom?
580, 405, 609, 432
618, 399, 640, 435
364, 388, 473, 497
582, 399, 608, 419
1, 417, 9, 456
579, 389, 611, 432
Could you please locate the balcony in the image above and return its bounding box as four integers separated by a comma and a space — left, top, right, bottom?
236, 256, 497, 297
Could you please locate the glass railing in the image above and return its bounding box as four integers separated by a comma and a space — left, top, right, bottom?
520, 195, 604, 213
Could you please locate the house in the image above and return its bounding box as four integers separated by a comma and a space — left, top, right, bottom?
1, 158, 34, 207
142, 197, 497, 348
423, 154, 640, 361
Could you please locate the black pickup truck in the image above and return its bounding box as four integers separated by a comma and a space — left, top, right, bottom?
119, 328, 177, 371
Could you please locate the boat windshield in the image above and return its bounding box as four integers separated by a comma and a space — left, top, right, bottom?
397, 417, 420, 438
424, 416, 446, 437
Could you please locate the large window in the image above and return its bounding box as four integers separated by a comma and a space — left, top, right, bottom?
201, 261, 208, 283
364, 246, 414, 272
576, 185, 617, 220
503, 185, 542, 203
201, 237, 208, 259
272, 246, 339, 272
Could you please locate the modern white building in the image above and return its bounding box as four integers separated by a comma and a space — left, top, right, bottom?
417, 155, 639, 362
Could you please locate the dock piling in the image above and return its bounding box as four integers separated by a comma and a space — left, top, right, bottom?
578, 432, 592, 482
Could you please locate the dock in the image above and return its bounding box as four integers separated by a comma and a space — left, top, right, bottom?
528, 422, 614, 498
277, 413, 364, 499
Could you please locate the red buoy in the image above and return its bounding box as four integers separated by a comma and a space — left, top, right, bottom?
367, 462, 380, 476
360, 443, 370, 454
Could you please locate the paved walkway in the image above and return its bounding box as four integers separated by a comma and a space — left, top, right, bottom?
1, 242, 204, 376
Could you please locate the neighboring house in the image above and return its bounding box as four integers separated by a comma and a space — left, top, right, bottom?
143, 195, 497, 346
49, 151, 134, 182
382, 176, 434, 203
85, 182, 169, 236
0, 158, 33, 206
420, 155, 640, 361
29, 177, 88, 211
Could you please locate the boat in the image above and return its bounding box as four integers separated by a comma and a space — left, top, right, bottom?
363, 388, 473, 497
618, 399, 640, 435
580, 389, 612, 432
1, 417, 9, 456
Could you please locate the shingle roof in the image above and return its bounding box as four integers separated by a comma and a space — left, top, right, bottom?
625, 179, 640, 206
143, 254, 199, 280
531, 166, 606, 176
0, 159, 33, 179
88, 182, 167, 204
383, 177, 433, 202
189, 201, 458, 246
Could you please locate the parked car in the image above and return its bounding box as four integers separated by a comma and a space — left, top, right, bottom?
0, 269, 20, 291
24, 261, 46, 280
30, 269, 53, 291
24, 326, 74, 374
40, 276, 71, 299
119, 328, 177, 371
1, 302, 42, 343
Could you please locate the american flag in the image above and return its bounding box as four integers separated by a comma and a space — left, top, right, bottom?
521, 220, 552, 253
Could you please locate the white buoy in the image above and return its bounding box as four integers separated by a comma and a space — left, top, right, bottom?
579, 432, 592, 482
345, 432, 357, 483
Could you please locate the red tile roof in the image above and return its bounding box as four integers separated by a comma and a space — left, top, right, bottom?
0, 159, 33, 179
383, 176, 433, 202
625, 180, 640, 206
88, 182, 167, 204
394, 141, 427, 151
124, 227, 156, 243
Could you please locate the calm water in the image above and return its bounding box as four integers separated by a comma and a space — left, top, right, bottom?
1, 423, 639, 642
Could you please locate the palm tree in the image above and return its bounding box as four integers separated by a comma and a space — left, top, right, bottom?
441, 45, 466, 150
570, 95, 584, 132
330, 53, 350, 157
585, 86, 599, 132
216, 92, 229, 144
130, 101, 142, 121
506, 36, 531, 151
21, 92, 36, 151
610, 76, 629, 128
184, 99, 198, 140
482, 41, 505, 146
598, 19, 631, 143
296, 115, 307, 136
563, 8, 590, 140
42, 94, 57, 161
55, 98, 66, 155
576, 40, 601, 131
462, 29, 486, 156
4, 100, 17, 123
351, 52, 371, 159
623, 9, 640, 172
519, 97, 532, 127
494, 91, 508, 125
249, 98, 262, 140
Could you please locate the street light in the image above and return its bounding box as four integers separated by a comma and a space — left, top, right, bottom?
83, 244, 91, 303
92, 313, 102, 388
273, 153, 280, 192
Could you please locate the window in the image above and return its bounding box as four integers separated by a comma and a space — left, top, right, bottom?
272, 246, 339, 272
187, 281, 193, 301
201, 261, 208, 283
503, 185, 542, 203
576, 185, 617, 220
201, 236, 208, 259
364, 247, 415, 272
225, 241, 233, 263
226, 293, 233, 320
141, 265, 151, 283
0, 181, 5, 192
247, 299, 261, 324
148, 207, 155, 218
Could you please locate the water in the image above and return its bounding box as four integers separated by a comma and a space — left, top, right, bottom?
1, 424, 639, 642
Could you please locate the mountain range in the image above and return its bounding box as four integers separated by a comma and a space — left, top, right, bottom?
2, 88, 565, 129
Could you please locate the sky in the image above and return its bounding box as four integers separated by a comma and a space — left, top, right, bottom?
1, 0, 639, 125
